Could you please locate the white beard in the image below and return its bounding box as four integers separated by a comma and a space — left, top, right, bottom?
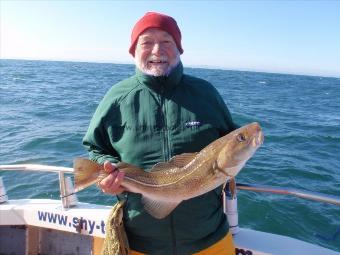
135, 53, 181, 77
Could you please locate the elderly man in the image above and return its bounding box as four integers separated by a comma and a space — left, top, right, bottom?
83, 12, 238, 255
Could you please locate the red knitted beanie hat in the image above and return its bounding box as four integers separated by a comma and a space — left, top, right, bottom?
129, 12, 184, 56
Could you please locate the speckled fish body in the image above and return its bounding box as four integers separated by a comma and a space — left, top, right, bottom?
74, 122, 263, 218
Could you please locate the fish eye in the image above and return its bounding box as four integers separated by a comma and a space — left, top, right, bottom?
237, 133, 246, 142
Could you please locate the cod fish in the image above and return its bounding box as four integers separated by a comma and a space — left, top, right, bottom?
74, 122, 263, 219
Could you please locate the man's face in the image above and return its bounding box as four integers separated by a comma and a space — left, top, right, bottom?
134, 28, 180, 76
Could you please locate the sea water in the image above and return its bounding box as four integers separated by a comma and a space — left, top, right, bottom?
0, 59, 339, 251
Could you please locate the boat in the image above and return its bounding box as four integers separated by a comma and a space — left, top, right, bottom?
0, 163, 339, 255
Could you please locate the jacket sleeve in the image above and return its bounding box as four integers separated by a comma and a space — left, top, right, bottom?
82, 97, 121, 165
215, 92, 240, 135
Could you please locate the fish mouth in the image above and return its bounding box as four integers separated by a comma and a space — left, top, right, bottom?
252, 130, 264, 147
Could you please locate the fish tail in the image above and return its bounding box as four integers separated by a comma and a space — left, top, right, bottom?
73, 158, 104, 192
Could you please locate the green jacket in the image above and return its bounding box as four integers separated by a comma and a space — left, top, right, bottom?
83, 62, 237, 254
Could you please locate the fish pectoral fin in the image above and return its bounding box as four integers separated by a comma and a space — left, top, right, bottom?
169, 152, 198, 167
142, 197, 181, 219
73, 158, 103, 192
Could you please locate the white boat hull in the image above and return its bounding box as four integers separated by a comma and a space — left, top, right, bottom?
0, 199, 338, 255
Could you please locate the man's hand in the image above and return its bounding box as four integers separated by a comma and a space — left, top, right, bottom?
98, 161, 125, 195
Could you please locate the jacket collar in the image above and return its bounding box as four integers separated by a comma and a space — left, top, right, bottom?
135, 62, 183, 93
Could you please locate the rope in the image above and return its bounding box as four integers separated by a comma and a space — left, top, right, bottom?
101, 200, 130, 255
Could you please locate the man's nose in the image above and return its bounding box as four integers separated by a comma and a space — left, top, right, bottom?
151, 43, 162, 55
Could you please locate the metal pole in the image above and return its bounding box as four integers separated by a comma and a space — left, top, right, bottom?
0, 177, 8, 203
224, 179, 239, 234
236, 183, 340, 206
59, 172, 69, 209
0, 164, 73, 173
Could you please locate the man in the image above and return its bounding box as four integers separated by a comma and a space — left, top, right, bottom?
83, 12, 238, 255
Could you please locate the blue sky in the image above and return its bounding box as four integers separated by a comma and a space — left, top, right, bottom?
1, 1, 340, 77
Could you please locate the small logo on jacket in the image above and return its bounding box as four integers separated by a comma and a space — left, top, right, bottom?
185, 121, 201, 128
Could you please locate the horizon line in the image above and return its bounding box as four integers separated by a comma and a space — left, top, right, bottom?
1, 57, 339, 79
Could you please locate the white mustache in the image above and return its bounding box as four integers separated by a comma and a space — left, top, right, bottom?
147, 56, 168, 62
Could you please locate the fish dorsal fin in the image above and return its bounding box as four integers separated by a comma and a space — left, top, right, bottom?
142, 196, 181, 219
150, 162, 179, 172
149, 152, 197, 172
117, 162, 144, 174
169, 152, 198, 167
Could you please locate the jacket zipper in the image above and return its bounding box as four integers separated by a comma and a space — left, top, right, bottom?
160, 85, 177, 255
160, 85, 170, 162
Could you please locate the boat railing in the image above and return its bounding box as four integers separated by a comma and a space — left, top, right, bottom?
0, 163, 339, 228
0, 164, 76, 209
223, 180, 340, 234
236, 183, 340, 206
